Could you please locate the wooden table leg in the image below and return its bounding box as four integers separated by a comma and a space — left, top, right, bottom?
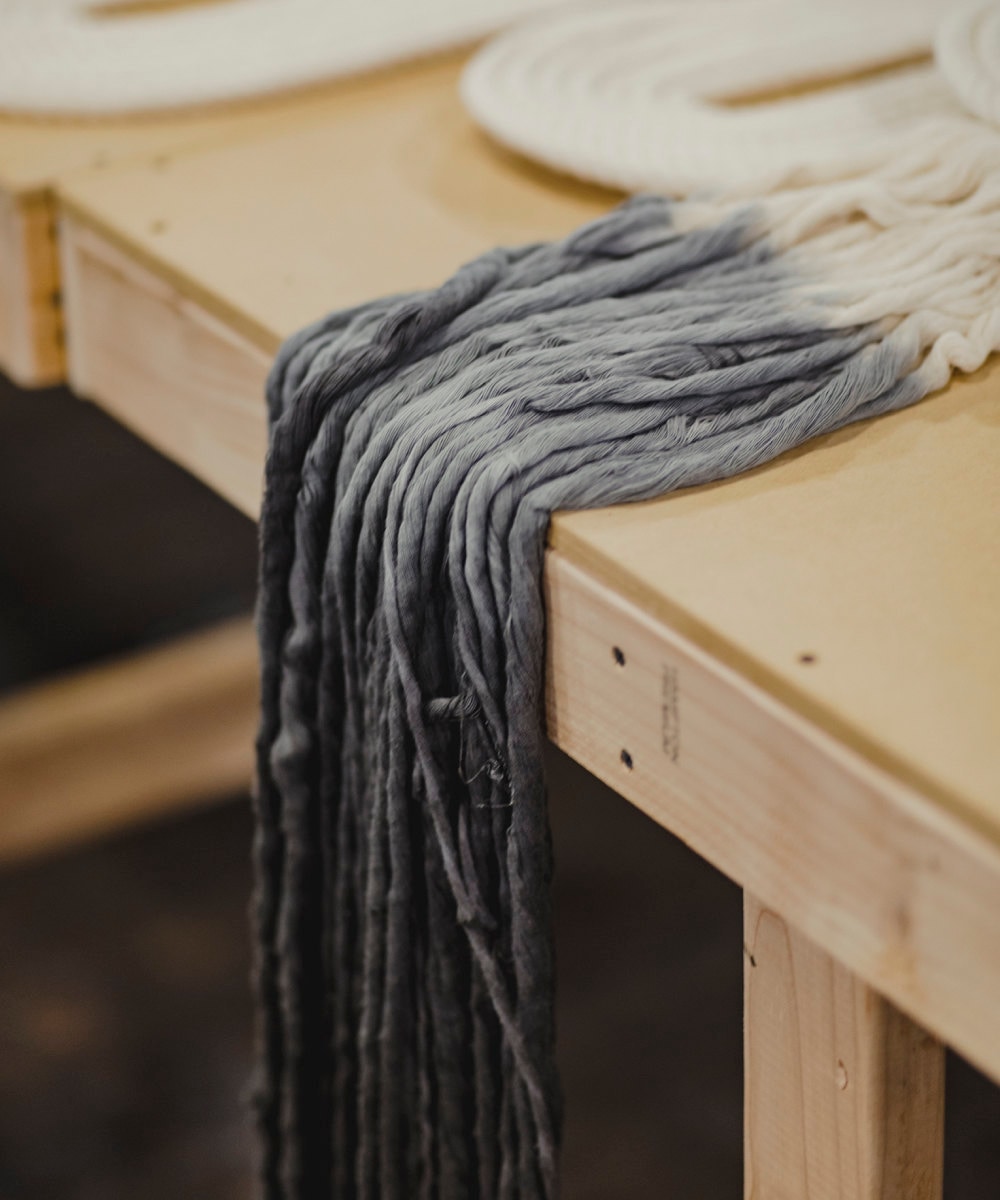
0, 617, 258, 862
744, 893, 945, 1200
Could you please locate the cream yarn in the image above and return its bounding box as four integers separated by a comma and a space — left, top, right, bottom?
461, 0, 973, 197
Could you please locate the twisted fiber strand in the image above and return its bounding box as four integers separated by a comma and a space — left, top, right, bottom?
673, 132, 1000, 386
254, 174, 991, 1196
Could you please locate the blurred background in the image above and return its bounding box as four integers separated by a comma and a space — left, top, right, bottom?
1, 378, 999, 1199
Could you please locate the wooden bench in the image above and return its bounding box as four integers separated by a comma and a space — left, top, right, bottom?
6, 46, 1000, 1198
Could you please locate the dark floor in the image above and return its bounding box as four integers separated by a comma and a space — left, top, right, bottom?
1, 761, 1000, 1200
0, 382, 258, 691
1, 381, 999, 1198
0, 801, 256, 1200
0, 755, 746, 1200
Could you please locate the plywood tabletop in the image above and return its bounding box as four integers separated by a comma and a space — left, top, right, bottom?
0, 52, 480, 199
0, 51, 498, 384
56, 54, 1000, 838
550, 370, 1000, 827
58, 56, 617, 351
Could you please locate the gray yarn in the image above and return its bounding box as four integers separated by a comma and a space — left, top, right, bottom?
252, 195, 929, 1200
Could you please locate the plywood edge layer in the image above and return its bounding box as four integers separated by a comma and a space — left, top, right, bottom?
545, 551, 1000, 1084
0, 187, 64, 386
0, 617, 258, 862
60, 212, 270, 515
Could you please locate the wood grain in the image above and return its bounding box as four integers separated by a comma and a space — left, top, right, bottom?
0, 190, 62, 385
548, 362, 1000, 843
0, 618, 258, 861
545, 554, 1000, 1087
0, 52, 485, 196
744, 894, 944, 1200
0, 52, 536, 384
56, 207, 1000, 1087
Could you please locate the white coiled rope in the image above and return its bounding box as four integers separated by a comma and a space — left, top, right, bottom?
0, 0, 565, 116
463, 0, 1000, 407
673, 127, 1000, 388
462, 0, 979, 196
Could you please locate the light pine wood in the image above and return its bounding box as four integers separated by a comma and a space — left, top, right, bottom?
0, 52, 485, 199
0, 618, 258, 862
544, 553, 1000, 1086
55, 201, 1000, 1085
61, 215, 269, 513
0, 52, 529, 384
50, 49, 1000, 1105
89, 0, 242, 18
548, 359, 1000, 840
743, 894, 944, 1200
54, 57, 1000, 839
0, 189, 62, 385
57, 56, 616, 351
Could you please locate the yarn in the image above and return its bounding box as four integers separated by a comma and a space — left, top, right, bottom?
461, 0, 971, 196
254, 4, 1000, 1197
0, 0, 565, 116
255, 176, 997, 1199
937, 1, 1000, 127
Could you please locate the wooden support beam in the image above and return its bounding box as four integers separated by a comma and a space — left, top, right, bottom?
744, 894, 945, 1200
0, 189, 63, 387
0, 617, 258, 863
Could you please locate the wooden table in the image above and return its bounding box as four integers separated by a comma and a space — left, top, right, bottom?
10, 48, 1000, 1197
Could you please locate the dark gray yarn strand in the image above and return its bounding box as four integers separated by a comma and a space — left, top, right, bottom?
252, 195, 928, 1199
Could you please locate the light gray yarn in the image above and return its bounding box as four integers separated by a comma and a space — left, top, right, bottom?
252, 195, 929, 1200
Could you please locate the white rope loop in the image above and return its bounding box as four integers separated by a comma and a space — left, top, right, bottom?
461, 0, 967, 196
463, 0, 1000, 412
0, 0, 564, 116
